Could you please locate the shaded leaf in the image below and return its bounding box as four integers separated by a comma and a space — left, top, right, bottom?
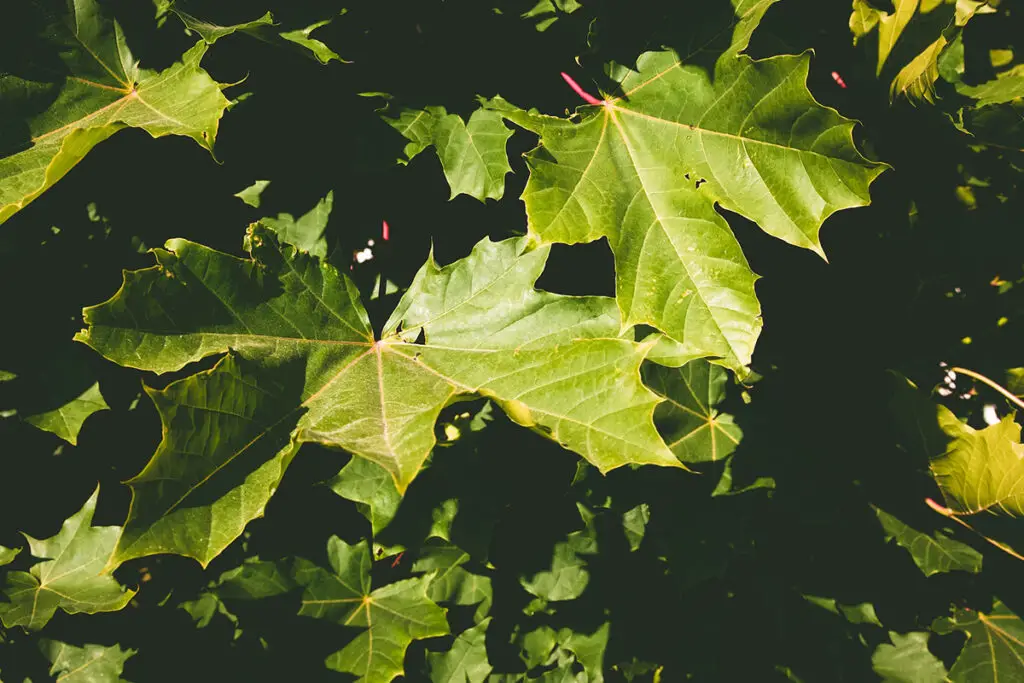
873, 505, 982, 576
521, 504, 596, 602
76, 228, 681, 566
643, 359, 742, 463
295, 536, 449, 682
871, 631, 948, 683
621, 503, 649, 551
935, 601, 1024, 683
0, 487, 135, 630
38, 639, 135, 683
23, 381, 108, 446
386, 106, 513, 201
412, 543, 492, 621
0, 0, 229, 224
427, 619, 493, 683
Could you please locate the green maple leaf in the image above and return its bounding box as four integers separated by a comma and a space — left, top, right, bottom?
427, 619, 493, 683
486, 5, 884, 370
873, 506, 982, 576
38, 639, 136, 683
643, 358, 742, 463
929, 409, 1024, 517
385, 105, 514, 201
935, 601, 1024, 683
295, 536, 449, 682
871, 631, 948, 683
75, 226, 681, 567
0, 0, 231, 224
23, 381, 109, 446
0, 487, 135, 630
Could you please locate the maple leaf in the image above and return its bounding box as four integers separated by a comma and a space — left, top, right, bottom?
934, 600, 1024, 683
295, 536, 450, 683
0, 0, 231, 224
643, 358, 742, 463
0, 487, 135, 630
75, 226, 682, 566
484, 7, 884, 370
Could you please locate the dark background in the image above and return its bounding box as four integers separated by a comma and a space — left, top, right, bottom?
1, 0, 1022, 679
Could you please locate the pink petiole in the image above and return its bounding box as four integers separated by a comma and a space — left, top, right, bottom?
560, 72, 603, 105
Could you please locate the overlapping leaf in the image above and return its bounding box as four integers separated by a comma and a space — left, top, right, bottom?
643, 358, 742, 463
427, 619, 493, 683
295, 536, 449, 682
259, 191, 333, 258
486, 3, 884, 370
0, 487, 135, 630
38, 639, 136, 683
873, 506, 982, 576
935, 601, 1024, 683
0, 0, 230, 224
75, 227, 681, 566
850, 0, 991, 101
386, 106, 513, 201
929, 410, 1024, 518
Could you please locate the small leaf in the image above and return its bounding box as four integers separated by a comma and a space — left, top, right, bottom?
386, 106, 513, 201
280, 20, 345, 65
174, 10, 274, 44
427, 619, 493, 683
0, 546, 20, 567
325, 457, 402, 535
0, 487, 135, 630
23, 382, 109, 446
171, 9, 347, 64
873, 505, 982, 576
935, 601, 1024, 683
622, 503, 650, 551
235, 180, 271, 208
871, 631, 948, 683
0, 0, 230, 224
295, 536, 449, 683
259, 191, 333, 257
38, 639, 136, 683
412, 543, 492, 621
643, 359, 742, 463
521, 504, 596, 602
